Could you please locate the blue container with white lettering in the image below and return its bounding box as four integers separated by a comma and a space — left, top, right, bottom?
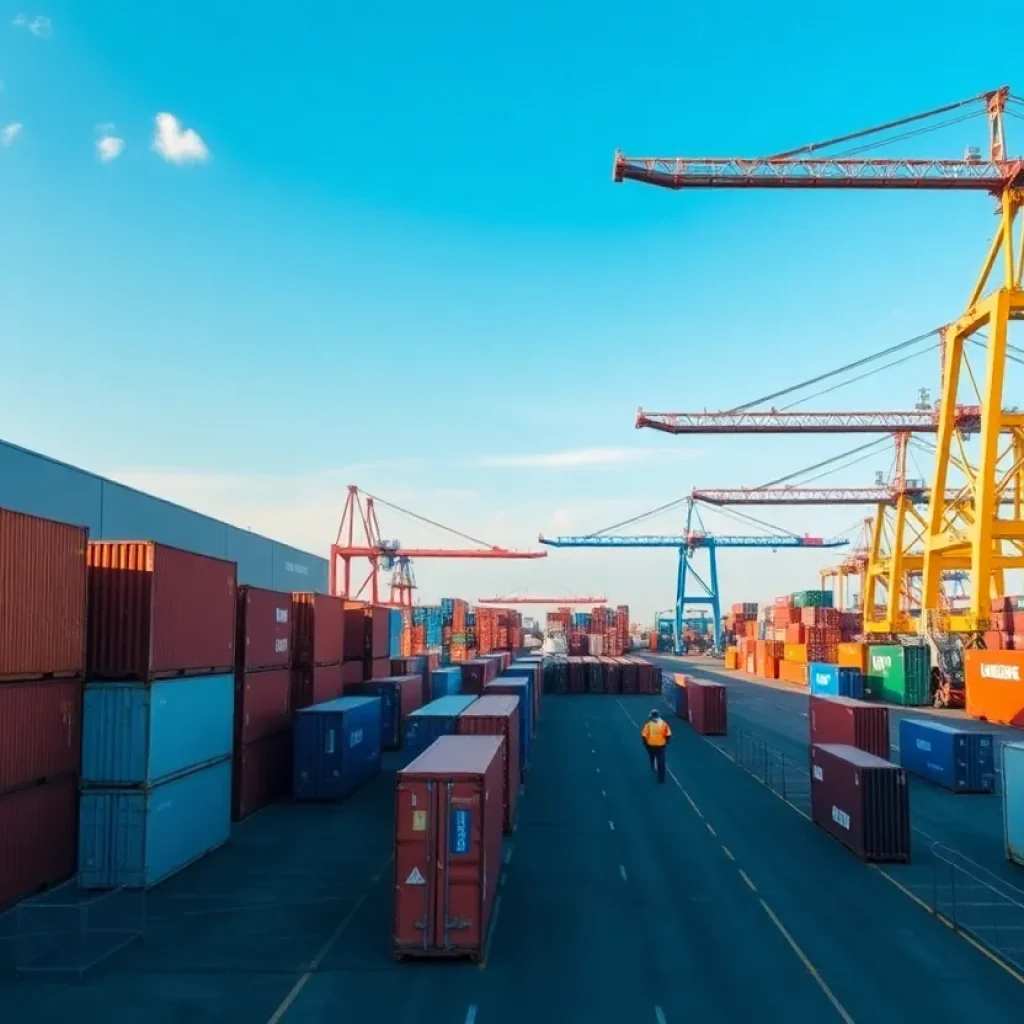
293, 696, 382, 801
808, 662, 864, 700
430, 666, 462, 699
898, 718, 995, 793
403, 695, 479, 761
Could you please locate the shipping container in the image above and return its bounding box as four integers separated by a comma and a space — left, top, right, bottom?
662, 673, 689, 720
0, 773, 77, 910
347, 676, 423, 750
236, 668, 292, 746
483, 680, 531, 771
292, 696, 382, 800
291, 663, 345, 710
808, 662, 865, 700
341, 659, 364, 688
503, 661, 542, 728
232, 730, 292, 822
0, 507, 88, 683
687, 679, 727, 736
370, 606, 390, 659
343, 605, 368, 660
369, 657, 392, 680
86, 541, 236, 681
236, 586, 292, 672
403, 695, 480, 761
965, 650, 1024, 727
1003, 743, 1024, 866
81, 674, 234, 787
810, 744, 910, 862
866, 645, 930, 706
457, 695, 521, 834
898, 718, 994, 793
837, 642, 867, 672
291, 593, 344, 667
389, 609, 403, 659
394, 734, 504, 960
808, 695, 889, 760
460, 660, 490, 694
430, 666, 462, 700
79, 757, 232, 888
0, 679, 82, 795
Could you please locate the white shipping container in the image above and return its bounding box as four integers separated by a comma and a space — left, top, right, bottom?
1002, 743, 1024, 866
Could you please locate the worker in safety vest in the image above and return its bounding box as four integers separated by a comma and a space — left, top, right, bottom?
641, 709, 671, 784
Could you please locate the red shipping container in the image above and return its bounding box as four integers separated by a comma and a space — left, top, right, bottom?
394, 735, 504, 960
292, 593, 344, 667
809, 695, 890, 760
369, 657, 391, 680
0, 679, 82, 794
369, 606, 390, 659
687, 679, 727, 735
343, 605, 368, 660
0, 773, 77, 910
291, 663, 344, 710
235, 669, 292, 746
341, 660, 364, 688
810, 744, 910, 862
237, 586, 293, 671
457, 695, 520, 834
0, 508, 87, 683
87, 541, 236, 681
232, 731, 292, 822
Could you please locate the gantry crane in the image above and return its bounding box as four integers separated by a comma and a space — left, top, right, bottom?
539, 501, 847, 653
331, 485, 546, 608
617, 86, 1024, 639
477, 595, 607, 605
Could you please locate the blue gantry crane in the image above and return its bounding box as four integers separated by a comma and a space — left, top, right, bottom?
539, 502, 847, 654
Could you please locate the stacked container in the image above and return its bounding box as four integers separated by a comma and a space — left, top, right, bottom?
865, 645, 930, 705
457, 695, 521, 834
291, 592, 345, 709
292, 696, 382, 800
348, 675, 424, 750
79, 541, 237, 888
0, 507, 87, 910
403, 695, 479, 761
233, 586, 295, 821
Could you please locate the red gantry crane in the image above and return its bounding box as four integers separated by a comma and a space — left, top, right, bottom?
618, 86, 1024, 639
331, 486, 547, 608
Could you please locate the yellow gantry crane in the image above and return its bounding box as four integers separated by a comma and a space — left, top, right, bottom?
618, 86, 1024, 640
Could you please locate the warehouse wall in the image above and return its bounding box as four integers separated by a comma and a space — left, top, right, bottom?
0, 439, 329, 593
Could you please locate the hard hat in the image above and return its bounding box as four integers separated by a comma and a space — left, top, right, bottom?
649, 709, 660, 719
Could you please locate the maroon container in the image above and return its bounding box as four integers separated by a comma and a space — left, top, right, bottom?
687, 679, 727, 735
369, 657, 391, 680
291, 593, 344, 668
369, 605, 390, 659
394, 735, 504, 960
232, 731, 292, 822
810, 743, 910, 863
342, 605, 367, 660
237, 586, 293, 671
392, 657, 427, 704
0, 508, 87, 683
457, 695, 521, 834
0, 680, 82, 794
0, 773, 77, 910
808, 695, 890, 760
567, 657, 585, 694
86, 541, 236, 681
600, 657, 622, 694
236, 669, 292, 745
341, 660, 364, 689
460, 660, 490, 695
291, 663, 344, 710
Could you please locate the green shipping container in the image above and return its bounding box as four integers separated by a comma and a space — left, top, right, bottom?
866, 645, 931, 706
791, 590, 833, 609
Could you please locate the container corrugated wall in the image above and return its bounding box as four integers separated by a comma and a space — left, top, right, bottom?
0, 507, 88, 682
0, 680, 83, 793
237, 586, 293, 672
86, 541, 237, 681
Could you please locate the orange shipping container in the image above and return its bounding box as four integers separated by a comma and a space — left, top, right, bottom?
745, 654, 755, 674
763, 654, 779, 680
784, 643, 808, 664
785, 623, 806, 644
837, 642, 866, 671
724, 648, 739, 670
778, 660, 808, 686
965, 650, 1024, 727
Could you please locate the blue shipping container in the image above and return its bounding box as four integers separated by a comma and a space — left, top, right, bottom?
430, 667, 462, 699
293, 696, 382, 801
389, 609, 403, 658
899, 718, 995, 793
1004, 743, 1024, 866
346, 680, 404, 749
403, 695, 479, 760
81, 674, 234, 787
78, 757, 231, 889
808, 663, 865, 701
486, 679, 530, 771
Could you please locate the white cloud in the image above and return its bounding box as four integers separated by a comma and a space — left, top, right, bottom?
476, 446, 703, 469
96, 132, 125, 163
151, 112, 209, 165
2, 122, 22, 146
13, 14, 52, 37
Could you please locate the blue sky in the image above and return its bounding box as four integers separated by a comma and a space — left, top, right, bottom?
0, 1, 1018, 618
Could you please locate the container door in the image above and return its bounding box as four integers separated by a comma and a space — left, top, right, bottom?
436, 779, 483, 953
394, 779, 437, 951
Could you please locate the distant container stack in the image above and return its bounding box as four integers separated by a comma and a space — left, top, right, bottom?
0, 507, 87, 911
233, 586, 295, 821
79, 541, 237, 889
542, 656, 658, 696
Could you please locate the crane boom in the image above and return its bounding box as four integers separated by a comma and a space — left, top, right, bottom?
636, 408, 983, 434
539, 533, 847, 549
478, 595, 607, 604
692, 486, 1018, 506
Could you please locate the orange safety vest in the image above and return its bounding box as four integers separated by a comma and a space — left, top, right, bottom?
641, 719, 671, 747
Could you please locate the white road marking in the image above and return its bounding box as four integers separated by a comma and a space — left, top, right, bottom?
620, 864, 629, 882
466, 1005, 478, 1024
655, 1007, 667, 1024
601, 789, 607, 797
706, 823, 717, 837
739, 869, 758, 892
722, 846, 735, 861
609, 820, 616, 831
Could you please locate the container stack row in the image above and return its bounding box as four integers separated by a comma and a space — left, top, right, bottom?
660, 672, 727, 736
541, 655, 659, 695
0, 508, 87, 911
